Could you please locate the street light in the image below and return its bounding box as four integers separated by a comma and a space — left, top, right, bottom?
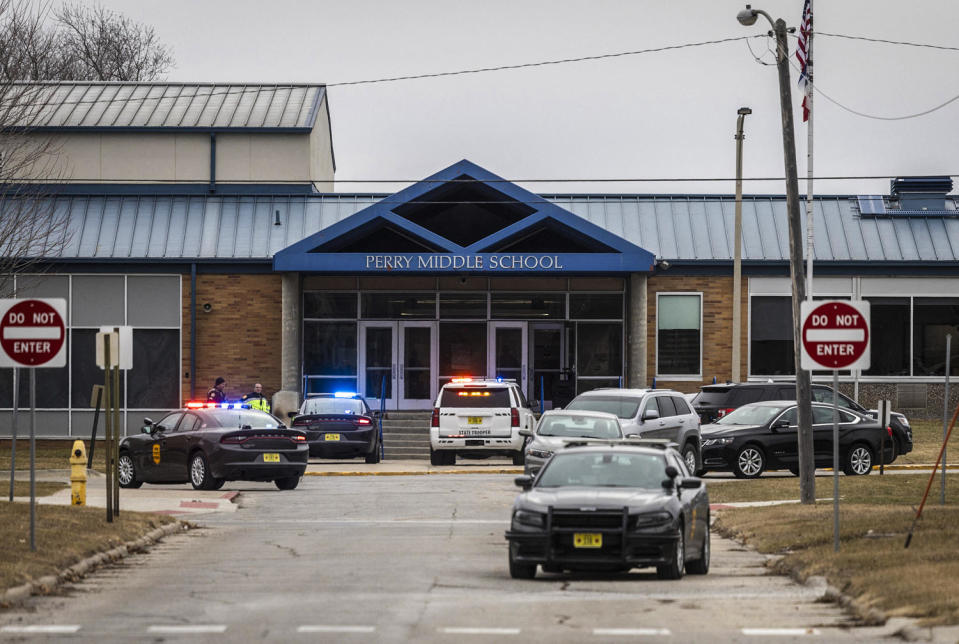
737, 4, 815, 504
732, 107, 751, 384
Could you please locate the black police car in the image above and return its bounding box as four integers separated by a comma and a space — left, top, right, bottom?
692, 381, 912, 459
290, 393, 381, 463
117, 402, 308, 491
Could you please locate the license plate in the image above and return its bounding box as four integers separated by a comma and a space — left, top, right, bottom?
263, 453, 280, 463
324, 433, 340, 441
573, 533, 602, 548
468, 416, 483, 424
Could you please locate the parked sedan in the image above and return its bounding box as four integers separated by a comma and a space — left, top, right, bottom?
117, 403, 308, 491
521, 410, 624, 476
699, 401, 893, 478
505, 442, 709, 580
290, 393, 381, 463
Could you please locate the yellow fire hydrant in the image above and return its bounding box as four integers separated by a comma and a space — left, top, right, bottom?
69, 440, 87, 506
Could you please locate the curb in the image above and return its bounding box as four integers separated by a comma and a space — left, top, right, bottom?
305, 468, 524, 477
0, 521, 187, 609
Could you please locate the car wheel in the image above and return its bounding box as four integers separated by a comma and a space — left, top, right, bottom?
430, 448, 444, 466
365, 442, 381, 464
681, 444, 698, 473
189, 452, 214, 490
686, 515, 710, 575
508, 544, 536, 579
209, 478, 225, 491
694, 468, 707, 477
117, 452, 142, 489
275, 476, 300, 490
733, 445, 765, 479
843, 443, 873, 476
511, 450, 525, 466
444, 450, 457, 466
657, 523, 685, 580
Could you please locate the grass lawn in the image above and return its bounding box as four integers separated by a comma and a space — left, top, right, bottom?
1, 440, 106, 473
897, 419, 956, 465
0, 502, 174, 592
6, 481, 69, 497
712, 473, 959, 625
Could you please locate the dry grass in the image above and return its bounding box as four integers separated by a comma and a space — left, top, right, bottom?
6, 481, 68, 497
713, 473, 959, 625
1, 439, 106, 472
0, 502, 174, 592
898, 419, 956, 465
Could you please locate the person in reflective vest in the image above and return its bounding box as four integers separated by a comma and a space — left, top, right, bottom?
242, 383, 271, 412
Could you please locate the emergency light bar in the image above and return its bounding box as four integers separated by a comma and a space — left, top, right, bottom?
185, 401, 252, 410
334, 391, 359, 398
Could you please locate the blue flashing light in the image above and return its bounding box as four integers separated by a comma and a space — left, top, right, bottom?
496, 376, 503, 382
334, 391, 358, 398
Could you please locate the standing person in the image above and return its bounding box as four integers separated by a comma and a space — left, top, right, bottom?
242, 382, 271, 412
207, 377, 227, 403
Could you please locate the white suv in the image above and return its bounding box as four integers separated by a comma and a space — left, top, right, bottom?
430, 378, 535, 466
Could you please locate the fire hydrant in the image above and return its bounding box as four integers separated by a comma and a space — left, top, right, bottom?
69, 440, 87, 506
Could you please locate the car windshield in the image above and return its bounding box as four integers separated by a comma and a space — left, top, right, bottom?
301, 398, 366, 415
536, 452, 667, 488
537, 415, 622, 438
716, 404, 784, 426
694, 388, 731, 405
440, 387, 511, 408
565, 396, 640, 419
210, 411, 283, 429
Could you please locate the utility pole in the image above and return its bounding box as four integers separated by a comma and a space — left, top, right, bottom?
732, 107, 751, 383
738, 5, 815, 503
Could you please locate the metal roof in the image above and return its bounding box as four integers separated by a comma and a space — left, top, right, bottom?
12, 82, 326, 131
31, 193, 959, 264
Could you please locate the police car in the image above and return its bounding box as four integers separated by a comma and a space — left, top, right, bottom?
429, 377, 535, 466
290, 392, 381, 463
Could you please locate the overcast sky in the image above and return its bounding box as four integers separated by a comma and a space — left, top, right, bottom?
115, 0, 959, 196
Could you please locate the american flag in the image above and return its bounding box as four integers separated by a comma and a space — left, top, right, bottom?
796, 0, 812, 122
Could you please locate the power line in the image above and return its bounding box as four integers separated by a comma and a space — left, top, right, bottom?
816, 32, 959, 53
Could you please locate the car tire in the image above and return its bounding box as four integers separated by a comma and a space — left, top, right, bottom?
511, 450, 525, 466
657, 523, 685, 580
365, 442, 381, 464
681, 444, 698, 473
842, 443, 873, 476
189, 451, 214, 490
209, 479, 225, 491
788, 467, 800, 477
275, 476, 300, 490
117, 452, 142, 489
444, 451, 457, 466
430, 448, 444, 466
686, 514, 710, 575
733, 445, 766, 479
508, 544, 536, 579
541, 564, 563, 574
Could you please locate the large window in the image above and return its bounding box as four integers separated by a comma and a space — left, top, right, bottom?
749, 296, 794, 376
656, 293, 701, 377
914, 298, 959, 376
576, 322, 622, 392
864, 298, 910, 376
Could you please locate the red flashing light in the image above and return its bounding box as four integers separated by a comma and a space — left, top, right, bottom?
717, 408, 736, 418
451, 377, 473, 383
294, 434, 306, 441
185, 402, 205, 409
431, 407, 440, 428
510, 407, 520, 428
355, 417, 372, 425
457, 391, 490, 397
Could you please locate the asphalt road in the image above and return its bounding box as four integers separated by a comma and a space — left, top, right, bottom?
0, 475, 916, 643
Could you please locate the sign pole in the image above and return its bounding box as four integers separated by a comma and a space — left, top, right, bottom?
87, 386, 103, 470
7, 368, 17, 502
943, 334, 951, 505
29, 367, 36, 552
832, 369, 840, 553
112, 357, 120, 516
104, 335, 113, 523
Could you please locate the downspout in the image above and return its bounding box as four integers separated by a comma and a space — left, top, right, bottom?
209, 132, 216, 193
190, 263, 197, 399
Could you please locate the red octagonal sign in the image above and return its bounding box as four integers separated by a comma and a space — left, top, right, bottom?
0, 299, 67, 368
800, 300, 871, 371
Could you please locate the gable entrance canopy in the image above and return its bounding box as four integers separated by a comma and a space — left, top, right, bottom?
273, 160, 655, 273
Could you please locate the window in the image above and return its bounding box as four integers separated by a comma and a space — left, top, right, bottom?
304, 293, 357, 319
750, 296, 794, 376
569, 294, 622, 320
913, 298, 959, 376
656, 396, 677, 417
491, 293, 565, 319
127, 330, 179, 409
361, 293, 435, 319
576, 323, 622, 380
439, 293, 487, 318
657, 293, 701, 376
304, 322, 357, 376
864, 298, 909, 376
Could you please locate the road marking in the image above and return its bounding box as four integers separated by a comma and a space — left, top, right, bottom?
147, 625, 228, 634
440, 627, 521, 635
0, 625, 81, 633
593, 628, 671, 636
297, 625, 376, 633
742, 628, 820, 636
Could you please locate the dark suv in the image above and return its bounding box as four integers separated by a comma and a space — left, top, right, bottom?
691, 382, 912, 458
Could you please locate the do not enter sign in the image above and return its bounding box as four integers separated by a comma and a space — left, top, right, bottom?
0, 299, 67, 368
800, 300, 871, 371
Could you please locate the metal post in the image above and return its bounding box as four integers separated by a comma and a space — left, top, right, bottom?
379, 376, 386, 460
540, 375, 545, 414
732, 107, 751, 382
805, 0, 815, 302
943, 334, 951, 505
832, 369, 839, 552
87, 387, 103, 470
29, 367, 36, 552
7, 368, 18, 502
104, 335, 113, 523
112, 360, 120, 516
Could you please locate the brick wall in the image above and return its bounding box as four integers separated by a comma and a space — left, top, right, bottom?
181, 274, 283, 402
645, 274, 747, 393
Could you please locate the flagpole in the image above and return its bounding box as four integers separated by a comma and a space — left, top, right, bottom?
805, 0, 814, 302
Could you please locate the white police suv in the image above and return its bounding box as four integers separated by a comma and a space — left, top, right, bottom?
429, 378, 535, 466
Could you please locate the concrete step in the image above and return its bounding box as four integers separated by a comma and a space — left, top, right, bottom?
381, 426, 430, 434
382, 433, 430, 442
384, 412, 432, 420
384, 448, 430, 459
383, 440, 431, 449
381, 419, 429, 429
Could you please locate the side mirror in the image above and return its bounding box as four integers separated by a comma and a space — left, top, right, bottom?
514, 475, 533, 490
153, 424, 166, 434
661, 465, 679, 490
143, 417, 154, 426
772, 419, 790, 430
519, 428, 532, 437
642, 409, 660, 421
680, 478, 703, 489
140, 425, 152, 435
287, 411, 298, 419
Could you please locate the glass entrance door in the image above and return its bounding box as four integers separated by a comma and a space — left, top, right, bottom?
399, 322, 436, 409
530, 323, 567, 410
359, 322, 396, 410
489, 322, 527, 395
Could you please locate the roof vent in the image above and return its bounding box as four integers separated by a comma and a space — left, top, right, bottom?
890, 176, 953, 212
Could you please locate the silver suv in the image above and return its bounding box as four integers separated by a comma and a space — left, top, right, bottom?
564, 388, 702, 473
